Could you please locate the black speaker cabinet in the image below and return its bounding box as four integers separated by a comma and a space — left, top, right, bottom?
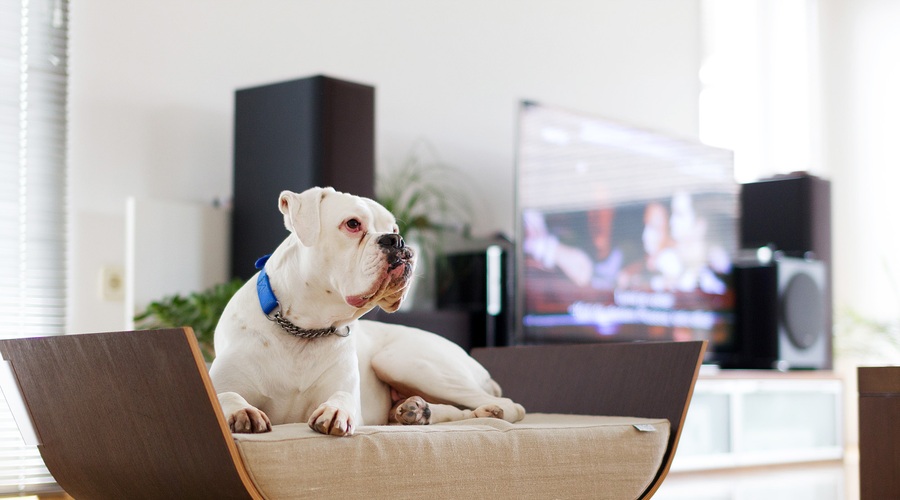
727, 256, 830, 370
740, 173, 831, 263
435, 238, 514, 348
740, 172, 832, 366
231, 75, 375, 279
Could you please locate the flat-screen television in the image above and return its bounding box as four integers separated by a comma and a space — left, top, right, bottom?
515, 101, 739, 356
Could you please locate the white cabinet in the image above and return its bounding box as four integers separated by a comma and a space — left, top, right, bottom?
672, 370, 843, 472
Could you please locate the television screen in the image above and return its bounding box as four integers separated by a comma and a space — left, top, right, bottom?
515, 102, 739, 352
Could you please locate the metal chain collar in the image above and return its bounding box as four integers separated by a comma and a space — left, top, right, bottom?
269, 310, 350, 339
256, 256, 349, 339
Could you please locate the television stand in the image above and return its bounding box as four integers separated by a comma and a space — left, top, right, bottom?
672, 369, 843, 472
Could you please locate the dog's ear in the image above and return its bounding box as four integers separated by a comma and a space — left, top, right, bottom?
279, 187, 333, 247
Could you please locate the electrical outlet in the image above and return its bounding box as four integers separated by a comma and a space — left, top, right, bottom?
99, 266, 125, 302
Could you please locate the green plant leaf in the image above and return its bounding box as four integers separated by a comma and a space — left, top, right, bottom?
376, 139, 474, 264
133, 278, 245, 362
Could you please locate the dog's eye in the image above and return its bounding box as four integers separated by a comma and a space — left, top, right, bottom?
345, 219, 362, 232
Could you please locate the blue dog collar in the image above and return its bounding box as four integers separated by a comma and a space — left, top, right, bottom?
255, 254, 279, 317
254, 254, 349, 339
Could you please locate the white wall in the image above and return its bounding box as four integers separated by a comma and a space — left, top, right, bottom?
67, 0, 703, 332
124, 198, 231, 329
820, 0, 900, 323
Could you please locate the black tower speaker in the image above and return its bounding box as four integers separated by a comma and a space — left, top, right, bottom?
739, 173, 832, 368
231, 75, 375, 279
727, 256, 829, 370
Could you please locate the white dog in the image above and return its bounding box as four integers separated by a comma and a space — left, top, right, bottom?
209, 186, 525, 436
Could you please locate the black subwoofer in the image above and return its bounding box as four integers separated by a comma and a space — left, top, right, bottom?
726, 256, 829, 370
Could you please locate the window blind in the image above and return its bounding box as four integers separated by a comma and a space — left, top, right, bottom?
0, 0, 68, 494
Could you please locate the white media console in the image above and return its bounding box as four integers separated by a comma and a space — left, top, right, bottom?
673, 368, 843, 472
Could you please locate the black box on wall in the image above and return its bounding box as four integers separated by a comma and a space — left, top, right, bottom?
231, 75, 375, 279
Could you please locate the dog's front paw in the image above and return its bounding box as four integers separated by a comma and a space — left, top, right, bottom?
308, 403, 355, 436
473, 404, 504, 420
389, 396, 431, 425
228, 407, 272, 433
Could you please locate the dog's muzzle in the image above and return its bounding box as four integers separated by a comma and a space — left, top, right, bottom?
378, 233, 412, 271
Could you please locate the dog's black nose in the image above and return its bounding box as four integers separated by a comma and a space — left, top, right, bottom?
378, 233, 405, 249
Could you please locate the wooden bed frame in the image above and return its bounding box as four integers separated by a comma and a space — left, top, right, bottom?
0, 328, 705, 499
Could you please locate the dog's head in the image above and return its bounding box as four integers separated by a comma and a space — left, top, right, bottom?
278, 187, 416, 313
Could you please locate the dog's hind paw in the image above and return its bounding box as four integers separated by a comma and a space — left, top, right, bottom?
229, 407, 272, 433
389, 396, 431, 425
473, 404, 504, 419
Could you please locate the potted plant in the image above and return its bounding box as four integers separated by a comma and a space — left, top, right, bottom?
834, 307, 900, 363
376, 140, 474, 308
133, 278, 244, 362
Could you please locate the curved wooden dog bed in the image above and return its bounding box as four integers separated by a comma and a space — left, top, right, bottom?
0, 329, 705, 499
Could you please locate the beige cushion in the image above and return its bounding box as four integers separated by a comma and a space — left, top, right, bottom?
233, 413, 669, 499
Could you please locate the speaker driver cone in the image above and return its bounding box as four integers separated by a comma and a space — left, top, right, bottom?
781, 272, 824, 349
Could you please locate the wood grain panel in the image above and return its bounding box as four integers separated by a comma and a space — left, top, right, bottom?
0, 329, 261, 500
858, 366, 900, 499
472, 340, 706, 499
858, 365, 900, 394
